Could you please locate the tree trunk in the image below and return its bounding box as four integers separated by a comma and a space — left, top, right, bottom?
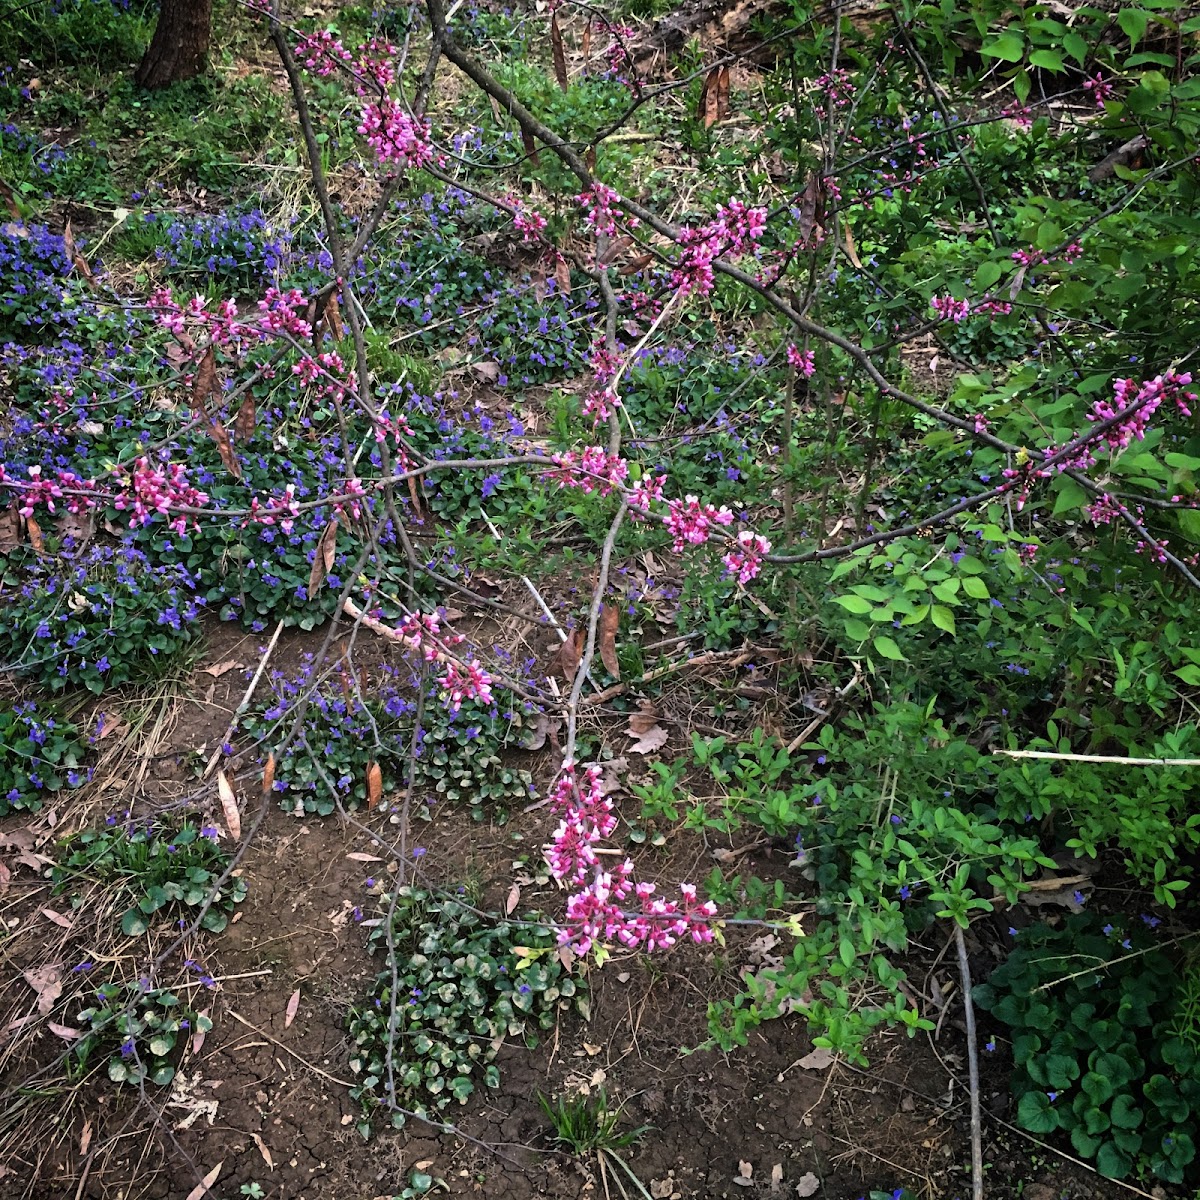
134, 0, 213, 90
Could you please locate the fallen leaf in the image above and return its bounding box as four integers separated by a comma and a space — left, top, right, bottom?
796, 1172, 820, 1197
555, 254, 571, 295
627, 724, 669, 755
522, 712, 554, 751
262, 751, 275, 796
556, 630, 585, 682
308, 519, 338, 597
40, 908, 73, 930
581, 18, 592, 59
619, 253, 654, 276
201, 660, 242, 678
0, 860, 10, 895
734, 1160, 754, 1187
551, 14, 569, 89
469, 360, 500, 384
0, 178, 19, 220
798, 173, 827, 246
55, 508, 94, 544
626, 704, 660, 735
48, 1021, 82, 1041
770, 1163, 784, 1192
184, 1160, 223, 1200
505, 883, 521, 916
520, 127, 540, 167
251, 1132, 274, 1170
218, 771, 241, 841
63, 219, 96, 287
699, 66, 726, 129
192, 1008, 210, 1054
582, 1042, 603, 1056
25, 514, 43, 554
207, 419, 241, 479
191, 346, 216, 418
234, 393, 255, 441
0, 504, 21, 553
284, 989, 301, 1029
346, 852, 383, 863
23, 964, 62, 1014
366, 761, 382, 811
599, 604, 620, 679
79, 1119, 92, 1156
842, 219, 863, 269
796, 1047, 835, 1071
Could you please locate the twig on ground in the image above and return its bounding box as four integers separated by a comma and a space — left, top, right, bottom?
954, 926, 983, 1200
993, 749, 1200, 766
202, 619, 285, 780
785, 661, 862, 754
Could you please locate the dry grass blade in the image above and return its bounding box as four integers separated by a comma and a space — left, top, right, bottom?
183, 1160, 223, 1200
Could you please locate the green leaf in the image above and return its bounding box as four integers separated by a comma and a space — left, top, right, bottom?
1118, 8, 1151, 48
974, 261, 1003, 291
843, 618, 871, 642
121, 909, 149, 937
1017, 1090, 1060, 1134
1052, 478, 1089, 515
872, 635, 906, 661
1111, 1094, 1143, 1129
833, 594, 873, 615
982, 31, 1025, 61
1029, 48, 1064, 71
961, 576, 990, 600
930, 605, 956, 636
1096, 1141, 1133, 1179
1063, 31, 1088, 64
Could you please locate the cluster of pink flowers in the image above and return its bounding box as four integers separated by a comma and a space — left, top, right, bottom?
150, 285, 313, 348
628, 474, 666, 513
112, 457, 210, 536
671, 202, 768, 297
723, 531, 771, 585
550, 447, 629, 495
1083, 74, 1116, 107
582, 387, 620, 424
664, 494, 734, 550
359, 98, 434, 170
602, 23, 636, 84
294, 350, 356, 403
245, 484, 301, 534
511, 201, 548, 243
930, 294, 971, 323
786, 344, 816, 377
334, 476, 369, 521
977, 297, 1013, 316
1012, 242, 1083, 270
1085, 492, 1126, 526
547, 764, 718, 953
296, 30, 354, 76
577, 182, 627, 237
812, 69, 856, 121
1088, 372, 1195, 452
0, 465, 98, 517
440, 658, 495, 714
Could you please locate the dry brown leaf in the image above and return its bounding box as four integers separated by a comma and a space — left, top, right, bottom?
366, 761, 382, 811
627, 724, 669, 755
599, 235, 632, 266
0, 860, 10, 895
618, 253, 654, 276
218, 770, 241, 841
626, 704, 660, 735
23, 965, 62, 1014
796, 1172, 820, 1198
48, 1021, 82, 1041
469, 360, 500, 383
581, 18, 592, 59
0, 179, 19, 220
25, 514, 43, 554
346, 852, 383, 863
325, 294, 344, 341
556, 629, 585, 682
505, 883, 521, 916
284, 988, 301, 1029
0, 504, 19, 553
184, 1160, 223, 1200
192, 347, 216, 418
551, 14, 569, 89
191, 1007, 210, 1055
63, 219, 95, 287
207, 419, 241, 479
79, 1119, 93, 1157
202, 660, 242, 678
769, 1163, 784, 1192
798, 173, 827, 246
251, 1132, 274, 1170
56, 508, 94, 545
262, 751, 275, 796
520, 127, 540, 167
234, 392, 255, 442
598, 605, 620, 679
734, 1161, 754, 1187
554, 254, 571, 295
796, 1046, 835, 1071
40, 908, 73, 930
842, 219, 863, 269
308, 518, 338, 597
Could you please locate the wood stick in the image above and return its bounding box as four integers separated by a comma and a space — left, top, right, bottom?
993, 749, 1200, 767
955, 926, 984, 1200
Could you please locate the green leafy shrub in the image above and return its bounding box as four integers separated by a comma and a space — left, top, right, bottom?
348, 888, 585, 1127
72, 979, 212, 1088
0, 702, 87, 815
53, 819, 245, 936
974, 914, 1200, 1184
0, 544, 202, 693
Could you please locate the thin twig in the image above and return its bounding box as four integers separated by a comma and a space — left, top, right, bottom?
993, 750, 1200, 766
954, 926, 983, 1200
